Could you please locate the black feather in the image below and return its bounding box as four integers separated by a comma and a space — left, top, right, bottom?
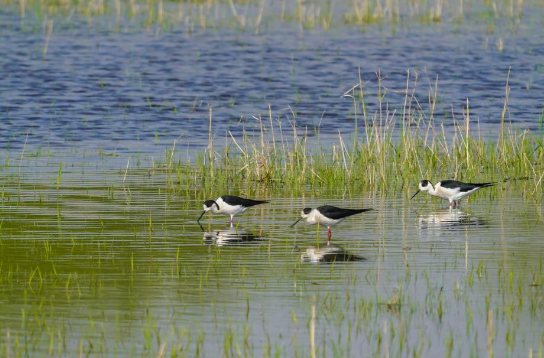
220, 195, 268, 207
439, 180, 495, 192
316, 205, 373, 220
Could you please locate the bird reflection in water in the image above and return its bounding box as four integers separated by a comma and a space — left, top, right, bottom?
201, 225, 264, 246
300, 244, 365, 263
418, 209, 486, 230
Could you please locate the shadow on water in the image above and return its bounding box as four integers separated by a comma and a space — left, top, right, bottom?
201, 224, 265, 246
417, 209, 487, 231
299, 244, 365, 263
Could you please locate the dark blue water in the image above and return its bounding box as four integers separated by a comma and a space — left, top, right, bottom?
1, 6, 543, 159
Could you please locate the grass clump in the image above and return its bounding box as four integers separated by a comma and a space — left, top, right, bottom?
175, 70, 543, 201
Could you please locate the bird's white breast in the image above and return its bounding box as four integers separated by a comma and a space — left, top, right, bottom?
216, 197, 247, 215
434, 184, 459, 199
308, 210, 342, 227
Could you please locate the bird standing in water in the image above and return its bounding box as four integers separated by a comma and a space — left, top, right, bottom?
197, 195, 268, 224
292, 205, 373, 244
411, 179, 495, 208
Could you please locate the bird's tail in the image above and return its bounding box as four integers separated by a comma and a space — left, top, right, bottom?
355, 208, 374, 214
247, 199, 269, 206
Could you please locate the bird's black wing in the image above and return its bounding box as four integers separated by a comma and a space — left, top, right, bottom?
221, 195, 269, 207
317, 205, 373, 220
439, 180, 495, 192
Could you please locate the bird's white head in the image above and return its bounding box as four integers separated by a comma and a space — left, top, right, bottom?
301, 207, 312, 219
203, 200, 220, 213
418, 180, 433, 192
411, 180, 434, 200
197, 200, 221, 223
291, 208, 313, 227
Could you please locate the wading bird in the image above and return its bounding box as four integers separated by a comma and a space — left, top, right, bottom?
411, 180, 495, 208
197, 195, 268, 224
291, 205, 373, 244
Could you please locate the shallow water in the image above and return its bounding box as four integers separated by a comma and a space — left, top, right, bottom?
0, 164, 542, 357
1, 1, 543, 356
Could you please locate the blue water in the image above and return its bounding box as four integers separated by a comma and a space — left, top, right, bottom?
1, 7, 543, 160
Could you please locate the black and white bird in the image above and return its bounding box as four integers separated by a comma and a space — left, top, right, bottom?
291, 205, 373, 243
411, 180, 495, 208
197, 195, 268, 224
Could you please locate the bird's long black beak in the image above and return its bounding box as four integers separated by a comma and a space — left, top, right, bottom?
197, 210, 207, 223
410, 189, 421, 200
291, 217, 303, 227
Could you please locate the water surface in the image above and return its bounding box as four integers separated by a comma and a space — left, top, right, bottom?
0, 165, 542, 356
0, 2, 543, 356
1, 5, 543, 159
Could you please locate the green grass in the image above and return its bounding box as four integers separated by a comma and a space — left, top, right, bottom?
167, 71, 544, 202
0, 155, 542, 357
2, 0, 540, 32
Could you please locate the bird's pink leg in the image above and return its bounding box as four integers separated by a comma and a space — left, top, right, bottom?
327, 227, 331, 245
230, 216, 234, 225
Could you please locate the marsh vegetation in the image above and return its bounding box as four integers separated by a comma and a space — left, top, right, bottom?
0, 0, 543, 356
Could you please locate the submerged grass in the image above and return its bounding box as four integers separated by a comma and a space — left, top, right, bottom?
0, 114, 542, 357
175, 71, 543, 202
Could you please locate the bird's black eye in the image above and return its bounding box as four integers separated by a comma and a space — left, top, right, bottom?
204, 200, 215, 208
302, 208, 312, 214
421, 180, 429, 187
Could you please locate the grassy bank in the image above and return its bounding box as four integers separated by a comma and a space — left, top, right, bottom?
165, 70, 543, 201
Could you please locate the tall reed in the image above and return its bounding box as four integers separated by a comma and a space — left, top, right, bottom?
185, 71, 543, 199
